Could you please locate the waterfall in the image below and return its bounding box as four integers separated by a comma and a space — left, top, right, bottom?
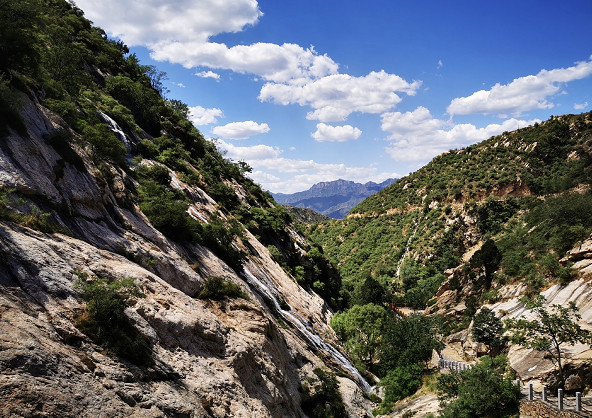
99, 112, 131, 156
242, 266, 373, 393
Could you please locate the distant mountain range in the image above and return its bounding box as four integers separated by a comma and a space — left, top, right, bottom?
272, 178, 397, 219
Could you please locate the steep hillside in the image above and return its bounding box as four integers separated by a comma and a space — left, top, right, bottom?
309, 112, 592, 391
0, 1, 370, 416
273, 178, 397, 219
283, 206, 332, 224
311, 113, 592, 299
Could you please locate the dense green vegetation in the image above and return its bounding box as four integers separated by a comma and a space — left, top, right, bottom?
0, 0, 343, 311
312, 112, 592, 410
197, 276, 249, 301
437, 355, 520, 417
74, 273, 152, 365
310, 112, 592, 312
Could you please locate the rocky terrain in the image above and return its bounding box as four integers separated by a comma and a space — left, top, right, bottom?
0, 87, 372, 417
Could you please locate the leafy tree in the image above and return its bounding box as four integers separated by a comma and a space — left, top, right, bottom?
376, 363, 424, 414
0, 0, 43, 76
472, 308, 504, 351
437, 355, 520, 418
352, 275, 388, 306
504, 300, 592, 389
469, 239, 501, 288
330, 303, 390, 372
378, 313, 443, 375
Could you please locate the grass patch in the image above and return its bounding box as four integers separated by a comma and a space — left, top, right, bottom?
197, 276, 248, 301
74, 273, 153, 366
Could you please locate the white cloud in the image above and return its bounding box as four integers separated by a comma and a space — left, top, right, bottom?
382, 107, 540, 162
74, 0, 262, 46
574, 101, 589, 110
188, 106, 224, 125
381, 106, 446, 138
437, 60, 443, 69
215, 140, 399, 193
176, 82, 186, 88
312, 123, 362, 142
152, 41, 338, 83
75, 1, 338, 84
448, 56, 592, 116
215, 139, 281, 160
212, 121, 270, 140
259, 70, 421, 122
195, 70, 221, 80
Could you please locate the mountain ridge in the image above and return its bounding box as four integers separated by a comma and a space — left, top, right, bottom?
273, 178, 397, 219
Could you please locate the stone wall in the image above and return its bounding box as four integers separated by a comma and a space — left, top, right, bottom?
520, 400, 584, 418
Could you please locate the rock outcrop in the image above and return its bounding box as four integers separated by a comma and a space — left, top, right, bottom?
0, 91, 371, 416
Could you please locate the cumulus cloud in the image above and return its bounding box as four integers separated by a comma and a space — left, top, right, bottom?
448, 56, 592, 116
152, 42, 338, 83
574, 101, 589, 110
214, 140, 399, 193
74, 0, 262, 46
212, 121, 270, 140
382, 107, 540, 162
312, 123, 362, 142
259, 71, 421, 122
188, 106, 223, 125
195, 70, 221, 80
215, 139, 281, 160
75, 1, 338, 84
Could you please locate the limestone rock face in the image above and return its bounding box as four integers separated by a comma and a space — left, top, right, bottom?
0, 94, 370, 416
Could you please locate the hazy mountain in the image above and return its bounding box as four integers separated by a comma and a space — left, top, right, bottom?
273, 178, 397, 219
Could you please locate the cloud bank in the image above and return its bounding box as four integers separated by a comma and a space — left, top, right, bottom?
448, 56, 592, 117
212, 121, 270, 140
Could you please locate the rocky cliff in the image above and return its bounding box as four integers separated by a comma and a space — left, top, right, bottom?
0, 87, 371, 417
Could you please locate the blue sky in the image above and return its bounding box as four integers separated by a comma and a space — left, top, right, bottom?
75, 0, 592, 193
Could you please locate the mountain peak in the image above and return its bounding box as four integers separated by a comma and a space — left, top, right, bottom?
273, 178, 397, 219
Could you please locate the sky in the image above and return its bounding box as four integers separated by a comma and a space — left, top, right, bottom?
74, 0, 592, 193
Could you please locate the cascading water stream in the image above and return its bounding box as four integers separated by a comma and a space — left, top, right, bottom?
99, 112, 131, 157
243, 266, 373, 393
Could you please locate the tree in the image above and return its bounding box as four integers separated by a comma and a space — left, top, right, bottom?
472, 308, 504, 351
437, 355, 520, 418
352, 275, 388, 306
504, 300, 592, 389
330, 303, 390, 372
378, 313, 443, 375
470, 238, 501, 288
375, 363, 424, 414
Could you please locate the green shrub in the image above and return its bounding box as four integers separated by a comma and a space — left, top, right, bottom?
437, 356, 520, 418
138, 179, 200, 242
197, 276, 248, 300
301, 368, 346, 418
45, 128, 86, 171
376, 363, 423, 414
472, 308, 504, 350
74, 274, 152, 365
0, 77, 26, 136
82, 122, 126, 165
